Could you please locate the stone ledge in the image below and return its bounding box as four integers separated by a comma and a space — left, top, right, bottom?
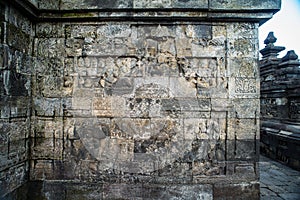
36, 10, 276, 24
4, 0, 280, 24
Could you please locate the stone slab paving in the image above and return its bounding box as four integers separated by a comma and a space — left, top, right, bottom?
260, 155, 300, 200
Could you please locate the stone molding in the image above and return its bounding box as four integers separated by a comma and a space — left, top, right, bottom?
3, 0, 281, 24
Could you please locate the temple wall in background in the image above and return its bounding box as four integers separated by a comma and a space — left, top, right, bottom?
260, 32, 300, 171
0, 0, 281, 199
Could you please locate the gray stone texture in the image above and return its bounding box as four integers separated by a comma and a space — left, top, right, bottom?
0, 0, 281, 199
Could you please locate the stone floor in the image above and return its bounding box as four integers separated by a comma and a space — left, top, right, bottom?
260, 155, 300, 200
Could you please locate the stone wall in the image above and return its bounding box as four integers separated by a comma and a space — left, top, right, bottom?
30, 21, 260, 198
0, 2, 33, 198
0, 0, 281, 199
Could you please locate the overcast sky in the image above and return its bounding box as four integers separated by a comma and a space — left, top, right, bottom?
259, 0, 300, 58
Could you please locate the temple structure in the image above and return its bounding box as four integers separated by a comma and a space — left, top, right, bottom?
260, 32, 300, 171
0, 0, 281, 199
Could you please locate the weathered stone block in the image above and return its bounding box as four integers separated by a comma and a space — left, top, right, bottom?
67, 25, 96, 39
34, 38, 65, 60
227, 23, 258, 39
31, 138, 63, 159
0, 44, 9, 70
32, 58, 57, 77
110, 77, 134, 96
93, 97, 126, 117
0, 163, 27, 197
190, 40, 226, 58
35, 76, 66, 97
228, 38, 258, 58
126, 98, 161, 118
30, 160, 54, 180
0, 70, 30, 96
146, 56, 177, 77
16, 54, 34, 75
234, 163, 257, 179
197, 77, 228, 98
229, 77, 259, 98
210, 0, 280, 10
211, 98, 230, 113
6, 24, 31, 53
103, 183, 213, 199
174, 0, 208, 8
6, 7, 32, 36
228, 57, 258, 78
138, 25, 176, 39
65, 183, 103, 199
170, 77, 197, 98
213, 181, 259, 200
133, 0, 209, 9
38, 0, 60, 9
227, 118, 258, 140
33, 118, 63, 139
65, 38, 84, 57
133, 77, 169, 97
1, 97, 30, 118
19, 181, 214, 200
236, 140, 257, 160
227, 139, 257, 161
181, 98, 207, 112
36, 23, 65, 38
75, 25, 133, 57
229, 99, 259, 118
33, 98, 64, 117
161, 98, 181, 117
175, 38, 192, 57
0, 146, 8, 167
187, 58, 218, 77
61, 0, 133, 9
1, 119, 29, 142
192, 161, 226, 176
64, 117, 190, 174
184, 118, 226, 141
8, 139, 27, 158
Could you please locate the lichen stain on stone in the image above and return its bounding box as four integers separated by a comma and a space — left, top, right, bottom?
62, 12, 97, 18
86, 0, 117, 7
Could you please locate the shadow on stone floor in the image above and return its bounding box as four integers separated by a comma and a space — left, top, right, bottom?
260, 155, 300, 200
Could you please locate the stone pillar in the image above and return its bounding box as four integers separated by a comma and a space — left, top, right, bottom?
0, 2, 33, 198
1, 0, 281, 199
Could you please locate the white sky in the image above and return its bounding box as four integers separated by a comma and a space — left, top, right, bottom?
259, 0, 300, 57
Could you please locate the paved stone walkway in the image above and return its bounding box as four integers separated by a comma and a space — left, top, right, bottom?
260, 155, 300, 200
